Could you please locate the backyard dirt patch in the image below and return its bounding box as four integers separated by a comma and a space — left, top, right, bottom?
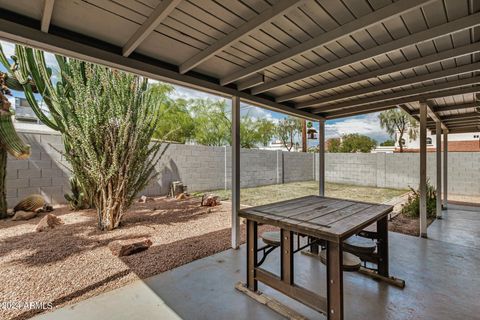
389, 213, 435, 237
0, 197, 271, 320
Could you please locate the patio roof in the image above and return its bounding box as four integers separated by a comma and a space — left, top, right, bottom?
0, 0, 479, 132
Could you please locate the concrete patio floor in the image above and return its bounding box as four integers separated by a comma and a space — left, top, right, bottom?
34, 207, 480, 320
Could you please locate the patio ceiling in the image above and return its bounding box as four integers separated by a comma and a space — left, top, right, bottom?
0, 0, 479, 133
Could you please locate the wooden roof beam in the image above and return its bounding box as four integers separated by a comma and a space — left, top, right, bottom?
220, 0, 435, 86
236, 73, 265, 91
249, 12, 480, 94
432, 126, 480, 134
122, 0, 181, 57
412, 102, 480, 114
425, 101, 448, 131
41, 0, 55, 33
179, 0, 303, 74
278, 43, 480, 103
440, 112, 480, 121
322, 86, 480, 119
311, 77, 480, 113
297, 61, 480, 109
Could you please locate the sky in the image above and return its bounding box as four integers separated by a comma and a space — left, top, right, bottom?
0, 40, 390, 144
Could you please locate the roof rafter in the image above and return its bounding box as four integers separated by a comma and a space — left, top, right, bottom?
249, 12, 480, 94
122, 0, 181, 57
311, 77, 480, 113
413, 102, 480, 114
40, 0, 55, 33
439, 112, 480, 121
425, 101, 448, 130
432, 126, 480, 134
297, 61, 480, 109
237, 73, 265, 91
179, 0, 303, 74
323, 86, 480, 119
0, 14, 321, 121
220, 0, 435, 86
278, 42, 480, 103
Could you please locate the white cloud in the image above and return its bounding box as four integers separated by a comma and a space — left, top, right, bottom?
326, 112, 390, 142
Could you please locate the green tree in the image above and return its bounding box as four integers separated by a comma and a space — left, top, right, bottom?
189, 99, 276, 148
326, 138, 341, 153
190, 98, 231, 146
275, 116, 302, 151
151, 85, 195, 144
339, 134, 377, 153
255, 118, 276, 147
380, 139, 395, 146
378, 109, 418, 152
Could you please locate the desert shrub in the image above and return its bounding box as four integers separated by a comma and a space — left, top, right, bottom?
401, 179, 436, 219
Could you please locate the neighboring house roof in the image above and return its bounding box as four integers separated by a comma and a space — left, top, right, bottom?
396, 140, 480, 152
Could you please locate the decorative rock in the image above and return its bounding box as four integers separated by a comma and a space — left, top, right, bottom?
108, 238, 152, 257
201, 194, 220, 207
138, 195, 154, 203
11, 210, 38, 221
175, 193, 189, 200
36, 214, 64, 232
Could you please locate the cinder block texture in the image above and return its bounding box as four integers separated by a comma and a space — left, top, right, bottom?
5, 130, 479, 207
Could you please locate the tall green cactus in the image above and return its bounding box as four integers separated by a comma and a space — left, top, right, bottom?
0, 73, 31, 218
0, 43, 94, 209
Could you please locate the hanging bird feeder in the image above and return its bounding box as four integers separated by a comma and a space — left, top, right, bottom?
306, 122, 317, 139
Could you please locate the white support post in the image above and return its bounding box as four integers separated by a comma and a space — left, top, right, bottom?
318, 120, 325, 196
419, 102, 428, 238
231, 96, 241, 249
443, 131, 448, 209
435, 122, 442, 219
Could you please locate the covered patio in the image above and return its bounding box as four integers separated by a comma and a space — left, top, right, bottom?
33, 204, 480, 320
0, 0, 479, 319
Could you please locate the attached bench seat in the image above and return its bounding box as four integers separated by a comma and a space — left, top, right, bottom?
319, 250, 361, 272
260, 231, 363, 272
261, 231, 282, 247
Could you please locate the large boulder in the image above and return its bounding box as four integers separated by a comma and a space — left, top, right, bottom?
11, 210, 38, 221
108, 238, 152, 257
36, 214, 64, 232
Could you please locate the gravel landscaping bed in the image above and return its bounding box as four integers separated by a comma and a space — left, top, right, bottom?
0, 197, 261, 320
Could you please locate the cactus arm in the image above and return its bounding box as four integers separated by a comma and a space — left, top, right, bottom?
0, 112, 31, 160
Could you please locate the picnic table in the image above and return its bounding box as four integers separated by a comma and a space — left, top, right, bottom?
238, 195, 393, 320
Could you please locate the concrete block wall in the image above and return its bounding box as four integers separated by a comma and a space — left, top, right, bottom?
283, 151, 314, 183
6, 132, 71, 207
316, 152, 480, 196
4, 130, 479, 207
143, 144, 226, 196
324, 153, 377, 187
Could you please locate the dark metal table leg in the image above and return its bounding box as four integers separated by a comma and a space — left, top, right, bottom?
326, 241, 343, 320
377, 216, 389, 277
247, 220, 258, 291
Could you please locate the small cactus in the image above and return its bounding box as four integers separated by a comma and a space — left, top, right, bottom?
13, 194, 49, 212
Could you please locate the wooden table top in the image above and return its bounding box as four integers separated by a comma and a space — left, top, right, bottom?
239, 195, 392, 242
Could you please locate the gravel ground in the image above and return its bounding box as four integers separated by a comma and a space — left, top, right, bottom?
0, 197, 264, 320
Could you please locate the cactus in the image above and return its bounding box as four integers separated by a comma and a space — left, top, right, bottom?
0, 43, 93, 211
64, 176, 91, 210
0, 43, 167, 230
13, 194, 48, 212
0, 72, 31, 218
